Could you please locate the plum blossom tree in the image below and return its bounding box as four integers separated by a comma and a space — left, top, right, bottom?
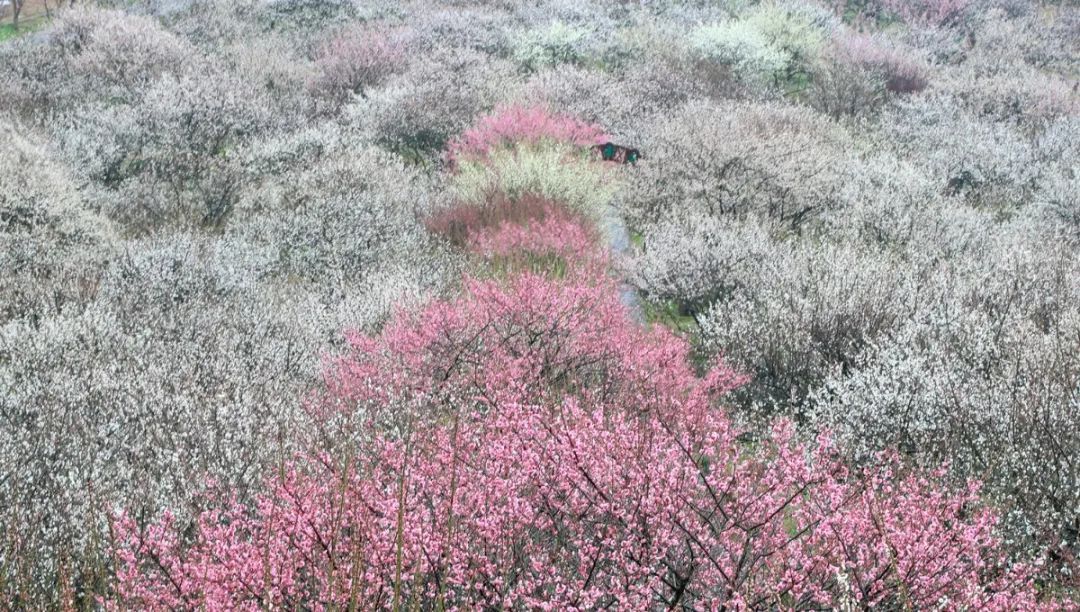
110, 264, 1053, 610
447, 104, 609, 165
308, 24, 407, 113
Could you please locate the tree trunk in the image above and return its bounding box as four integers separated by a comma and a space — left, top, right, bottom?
11, 0, 23, 29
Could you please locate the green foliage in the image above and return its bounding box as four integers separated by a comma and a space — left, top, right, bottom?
0, 16, 47, 43
642, 297, 700, 335
690, 3, 832, 89
690, 20, 789, 85
512, 21, 592, 72
745, 3, 832, 73
451, 143, 616, 218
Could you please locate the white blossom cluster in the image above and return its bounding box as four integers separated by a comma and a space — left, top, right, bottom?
0, 3, 457, 601
622, 99, 853, 231
622, 0, 1079, 566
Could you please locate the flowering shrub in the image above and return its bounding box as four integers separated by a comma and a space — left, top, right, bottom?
447, 105, 608, 165
806, 53, 888, 119
968, 8, 1080, 76
623, 99, 849, 230
690, 20, 790, 87
693, 234, 913, 416
0, 126, 114, 324
0, 7, 194, 115
362, 46, 515, 157
743, 1, 834, 79
230, 145, 443, 285
939, 69, 1079, 128
111, 268, 1052, 609
66, 8, 193, 95
808, 31, 928, 118
53, 66, 275, 233
1033, 118, 1080, 243
882, 94, 1037, 212
450, 142, 617, 218
308, 24, 407, 112
878, 0, 974, 27
808, 237, 1080, 568
511, 20, 593, 73
831, 32, 928, 94
685, 2, 832, 90
219, 34, 315, 122
631, 212, 774, 317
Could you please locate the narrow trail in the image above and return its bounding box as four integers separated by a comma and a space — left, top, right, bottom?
600, 205, 645, 324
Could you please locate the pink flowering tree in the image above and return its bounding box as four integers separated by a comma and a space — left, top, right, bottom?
309, 25, 408, 111
447, 105, 609, 165
111, 268, 1051, 609
425, 193, 606, 279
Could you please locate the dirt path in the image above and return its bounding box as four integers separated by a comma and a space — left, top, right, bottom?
600, 206, 644, 323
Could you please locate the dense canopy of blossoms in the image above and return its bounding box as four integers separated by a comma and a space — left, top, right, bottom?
109, 111, 1056, 610
447, 105, 610, 164
4, 3, 1078, 607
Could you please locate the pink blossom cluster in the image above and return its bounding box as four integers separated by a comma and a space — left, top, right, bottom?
469, 214, 597, 260
425, 194, 607, 278
309, 26, 407, 102
447, 105, 609, 164
111, 269, 1051, 609
466, 204, 606, 276
425, 193, 581, 247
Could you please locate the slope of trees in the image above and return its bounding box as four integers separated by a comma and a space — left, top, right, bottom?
0, 0, 1077, 607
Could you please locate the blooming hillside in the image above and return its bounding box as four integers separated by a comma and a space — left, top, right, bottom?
1, 0, 1077, 608
112, 118, 1047, 610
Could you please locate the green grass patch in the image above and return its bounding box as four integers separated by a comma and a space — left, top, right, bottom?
0, 23, 21, 43
641, 298, 699, 335
450, 143, 617, 220
0, 16, 48, 43
640, 297, 718, 371
476, 252, 572, 281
